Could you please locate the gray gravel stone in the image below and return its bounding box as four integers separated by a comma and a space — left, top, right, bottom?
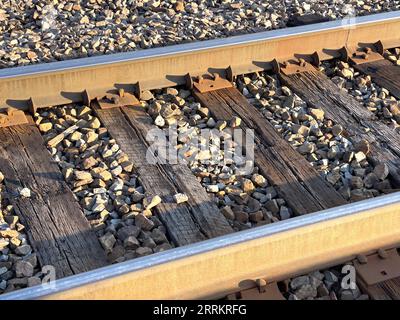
14, 260, 34, 278
123, 236, 140, 250
99, 233, 116, 253
290, 275, 310, 290
135, 214, 155, 231
294, 284, 317, 300
374, 163, 389, 180
15, 245, 32, 256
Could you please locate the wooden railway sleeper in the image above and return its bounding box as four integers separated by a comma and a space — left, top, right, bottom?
226, 279, 285, 300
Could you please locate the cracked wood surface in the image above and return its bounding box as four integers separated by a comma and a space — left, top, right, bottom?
194, 87, 347, 215
280, 70, 400, 186
353, 59, 400, 100
0, 122, 107, 279
94, 105, 232, 246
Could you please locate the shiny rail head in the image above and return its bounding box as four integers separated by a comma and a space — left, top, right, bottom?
1, 10, 400, 79
1, 191, 400, 300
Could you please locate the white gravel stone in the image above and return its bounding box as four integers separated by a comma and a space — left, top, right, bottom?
19, 188, 31, 198
154, 115, 165, 127
173, 193, 188, 204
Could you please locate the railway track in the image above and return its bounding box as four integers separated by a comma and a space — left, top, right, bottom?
1, 12, 400, 300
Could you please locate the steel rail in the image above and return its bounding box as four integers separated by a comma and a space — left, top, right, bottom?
1, 11, 400, 111
1, 192, 400, 300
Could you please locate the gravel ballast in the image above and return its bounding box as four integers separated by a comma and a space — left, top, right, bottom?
35, 105, 174, 265
1, 1, 400, 68
321, 57, 400, 131
236, 72, 395, 201
141, 87, 292, 231
283, 264, 368, 300
0, 173, 44, 294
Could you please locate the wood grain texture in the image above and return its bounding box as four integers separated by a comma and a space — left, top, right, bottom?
280, 70, 400, 186
95, 106, 232, 246
354, 59, 400, 99
194, 87, 347, 215
121, 106, 233, 239
359, 278, 400, 300
0, 123, 107, 279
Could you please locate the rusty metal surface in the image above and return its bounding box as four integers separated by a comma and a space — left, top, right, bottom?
1, 192, 400, 300
96, 90, 141, 109
193, 73, 233, 93
280, 59, 317, 75
0, 108, 28, 128
1, 12, 400, 111
349, 47, 385, 65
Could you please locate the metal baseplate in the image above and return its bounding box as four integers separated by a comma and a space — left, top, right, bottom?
349, 48, 385, 65
189, 71, 233, 93
82, 83, 142, 109
344, 41, 386, 65
272, 53, 319, 75
96, 89, 141, 109
226, 279, 285, 300
354, 248, 400, 286
0, 108, 29, 128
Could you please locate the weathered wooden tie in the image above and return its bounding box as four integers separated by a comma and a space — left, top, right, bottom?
194, 86, 347, 215
362, 278, 400, 300
0, 121, 107, 279
280, 69, 400, 186
121, 105, 234, 238
353, 59, 400, 99
94, 105, 233, 246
